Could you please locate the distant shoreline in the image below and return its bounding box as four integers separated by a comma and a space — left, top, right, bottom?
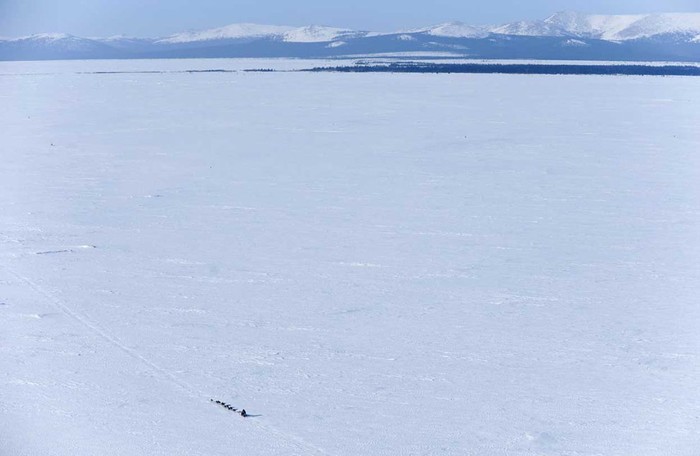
304, 63, 700, 76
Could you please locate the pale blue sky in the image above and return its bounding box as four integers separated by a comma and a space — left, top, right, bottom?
2, 0, 700, 37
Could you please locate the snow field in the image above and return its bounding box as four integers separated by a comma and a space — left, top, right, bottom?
1, 60, 700, 455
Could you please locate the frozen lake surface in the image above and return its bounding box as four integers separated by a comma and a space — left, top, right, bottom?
1, 59, 699, 455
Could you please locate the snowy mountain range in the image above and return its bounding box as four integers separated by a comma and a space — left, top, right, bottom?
2, 12, 699, 62
493, 11, 700, 41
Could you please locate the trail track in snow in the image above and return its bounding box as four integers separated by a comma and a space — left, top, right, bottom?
0, 233, 334, 456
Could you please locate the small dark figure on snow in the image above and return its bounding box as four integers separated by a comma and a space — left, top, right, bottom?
240, 409, 247, 417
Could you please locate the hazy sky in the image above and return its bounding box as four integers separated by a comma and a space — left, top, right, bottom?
2, 0, 700, 37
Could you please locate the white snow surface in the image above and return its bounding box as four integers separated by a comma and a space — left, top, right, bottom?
562, 39, 589, 47
1, 58, 700, 456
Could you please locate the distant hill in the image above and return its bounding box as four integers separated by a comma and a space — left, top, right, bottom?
2, 12, 699, 62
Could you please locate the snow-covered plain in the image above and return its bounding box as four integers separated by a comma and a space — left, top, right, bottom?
1, 59, 699, 455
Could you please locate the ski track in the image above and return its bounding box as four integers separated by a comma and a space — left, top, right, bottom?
0, 233, 334, 456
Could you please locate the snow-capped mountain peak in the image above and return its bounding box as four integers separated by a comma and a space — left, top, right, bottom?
543, 11, 643, 39
416, 21, 490, 38
12, 33, 76, 42
0, 33, 110, 55
156, 23, 363, 44
2, 11, 699, 62
282, 25, 360, 43
613, 13, 700, 40
497, 11, 700, 41
491, 20, 567, 37
157, 23, 295, 44
97, 35, 142, 42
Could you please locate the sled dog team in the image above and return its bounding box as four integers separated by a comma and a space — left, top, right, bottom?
211, 399, 247, 417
